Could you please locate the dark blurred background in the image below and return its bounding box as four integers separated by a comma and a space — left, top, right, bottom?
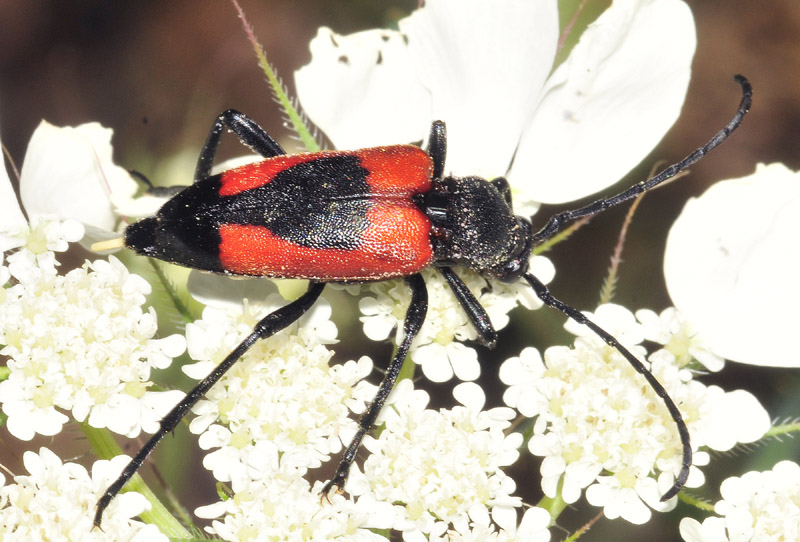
1, 1, 798, 540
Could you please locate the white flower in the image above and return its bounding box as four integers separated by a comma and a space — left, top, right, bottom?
688, 388, 770, 454
295, 0, 695, 208
1, 120, 139, 247
636, 307, 725, 372
680, 460, 800, 542
0, 135, 84, 281
500, 304, 770, 524
427, 506, 551, 542
195, 446, 391, 542
0, 216, 83, 281
348, 380, 526, 540
0, 256, 186, 439
0, 125, 79, 252
665, 163, 800, 367
586, 474, 662, 524
183, 279, 375, 483
0, 447, 168, 542
358, 256, 551, 384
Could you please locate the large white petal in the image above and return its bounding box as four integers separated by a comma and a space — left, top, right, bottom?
664, 163, 800, 367
20, 120, 136, 231
511, 0, 695, 204
187, 269, 280, 311
401, 0, 558, 179
295, 26, 430, 149
294, 0, 559, 178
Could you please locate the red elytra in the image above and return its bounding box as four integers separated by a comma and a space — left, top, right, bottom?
216, 145, 436, 280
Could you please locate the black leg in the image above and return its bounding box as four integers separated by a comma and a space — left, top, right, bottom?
426, 121, 447, 182
439, 266, 497, 348
129, 170, 185, 197
531, 75, 752, 246
94, 282, 325, 528
522, 273, 690, 500
322, 274, 428, 495
194, 109, 287, 182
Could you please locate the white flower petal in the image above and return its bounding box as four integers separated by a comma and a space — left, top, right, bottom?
187, 269, 280, 310
400, 0, 559, 178
512, 0, 695, 203
295, 0, 559, 181
414, 343, 454, 382
517, 506, 552, 541
665, 163, 800, 366
448, 342, 481, 381
20, 120, 137, 231
679, 516, 729, 542
453, 381, 485, 411
702, 389, 770, 451
295, 27, 429, 149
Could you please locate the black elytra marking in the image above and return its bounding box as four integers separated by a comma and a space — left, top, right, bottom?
221, 155, 372, 250
125, 180, 226, 273
126, 155, 374, 271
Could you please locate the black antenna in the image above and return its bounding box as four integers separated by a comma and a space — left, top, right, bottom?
532, 75, 752, 247
524, 273, 690, 499
522, 75, 752, 500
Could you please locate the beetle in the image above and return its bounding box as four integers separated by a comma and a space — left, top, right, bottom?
94, 75, 751, 527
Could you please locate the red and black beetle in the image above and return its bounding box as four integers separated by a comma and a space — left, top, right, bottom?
95, 75, 751, 527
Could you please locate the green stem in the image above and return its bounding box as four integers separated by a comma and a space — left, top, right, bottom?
81, 423, 192, 538
678, 491, 715, 512
563, 511, 603, 542
231, 0, 320, 152
765, 421, 800, 437
536, 478, 567, 525
149, 259, 193, 324
397, 348, 416, 383
533, 216, 591, 255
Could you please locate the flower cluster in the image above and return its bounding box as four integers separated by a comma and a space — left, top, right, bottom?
500, 304, 770, 524
0, 252, 186, 440
0, 448, 167, 542
358, 258, 550, 383
183, 280, 376, 485
0, 120, 178, 540
347, 381, 550, 541
680, 460, 800, 541
195, 442, 391, 542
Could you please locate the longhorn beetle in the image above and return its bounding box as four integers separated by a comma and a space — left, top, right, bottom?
94, 75, 751, 527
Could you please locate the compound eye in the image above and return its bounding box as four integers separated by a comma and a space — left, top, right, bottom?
495, 217, 533, 283
498, 249, 531, 283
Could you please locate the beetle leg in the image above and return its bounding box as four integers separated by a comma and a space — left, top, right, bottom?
128, 169, 185, 197
426, 120, 447, 182
322, 273, 428, 496
439, 266, 497, 348
94, 282, 325, 529
194, 109, 287, 182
